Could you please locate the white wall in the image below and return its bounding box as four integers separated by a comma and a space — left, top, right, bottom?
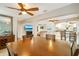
12, 17, 18, 41
76, 22, 79, 45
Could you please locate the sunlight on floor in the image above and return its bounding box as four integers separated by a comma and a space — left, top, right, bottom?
0, 48, 8, 56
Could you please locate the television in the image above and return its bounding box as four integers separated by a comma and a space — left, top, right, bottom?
24, 24, 33, 31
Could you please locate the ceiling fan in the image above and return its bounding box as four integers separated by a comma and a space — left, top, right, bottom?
49, 20, 59, 22
7, 3, 39, 16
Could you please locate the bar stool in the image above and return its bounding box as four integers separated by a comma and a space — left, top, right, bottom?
69, 32, 76, 42
69, 32, 76, 56
46, 34, 55, 42
60, 31, 66, 40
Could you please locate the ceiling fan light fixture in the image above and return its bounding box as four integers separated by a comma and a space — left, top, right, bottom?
18, 12, 22, 15
22, 11, 26, 15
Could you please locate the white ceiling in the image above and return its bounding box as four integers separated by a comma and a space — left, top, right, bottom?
0, 3, 71, 20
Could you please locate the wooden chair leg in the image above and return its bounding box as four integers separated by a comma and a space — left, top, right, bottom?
71, 47, 73, 56
7, 47, 11, 56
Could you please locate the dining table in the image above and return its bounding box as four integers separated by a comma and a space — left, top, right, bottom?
7, 37, 71, 56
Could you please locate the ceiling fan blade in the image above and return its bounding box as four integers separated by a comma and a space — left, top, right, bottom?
49, 20, 59, 22
7, 7, 20, 10
26, 11, 34, 16
25, 7, 39, 11
18, 3, 24, 8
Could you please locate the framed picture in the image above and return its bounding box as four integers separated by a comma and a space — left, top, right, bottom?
0, 14, 13, 36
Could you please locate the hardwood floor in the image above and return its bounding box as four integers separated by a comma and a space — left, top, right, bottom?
7, 37, 71, 56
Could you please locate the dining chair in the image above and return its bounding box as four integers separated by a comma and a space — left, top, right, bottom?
46, 34, 55, 41
22, 35, 33, 40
